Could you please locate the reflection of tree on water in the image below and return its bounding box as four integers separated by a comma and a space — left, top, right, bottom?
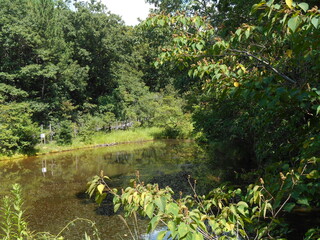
111, 146, 168, 165
75, 156, 79, 171
1, 140, 213, 240
113, 151, 134, 164
110, 146, 174, 166
141, 147, 159, 161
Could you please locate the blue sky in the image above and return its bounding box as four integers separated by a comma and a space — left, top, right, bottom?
101, 0, 155, 26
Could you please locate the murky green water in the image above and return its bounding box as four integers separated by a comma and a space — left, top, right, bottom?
0, 140, 212, 239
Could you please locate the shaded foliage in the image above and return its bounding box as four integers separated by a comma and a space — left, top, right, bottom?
0, 102, 38, 155
0, 0, 192, 155
87, 1, 320, 239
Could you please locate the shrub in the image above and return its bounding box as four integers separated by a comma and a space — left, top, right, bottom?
56, 120, 73, 145
0, 102, 39, 155
153, 95, 193, 139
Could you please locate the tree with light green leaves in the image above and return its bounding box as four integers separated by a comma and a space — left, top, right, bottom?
89, 1, 320, 239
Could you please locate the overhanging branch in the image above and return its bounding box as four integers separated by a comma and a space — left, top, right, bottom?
228, 49, 297, 84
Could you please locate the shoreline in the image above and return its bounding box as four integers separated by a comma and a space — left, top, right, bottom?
0, 139, 155, 162
34, 139, 156, 157
0, 127, 163, 162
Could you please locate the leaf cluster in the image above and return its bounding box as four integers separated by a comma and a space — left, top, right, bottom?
87, 156, 319, 239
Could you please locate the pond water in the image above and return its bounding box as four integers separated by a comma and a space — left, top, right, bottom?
0, 140, 218, 240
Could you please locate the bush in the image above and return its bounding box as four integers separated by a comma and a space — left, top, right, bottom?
77, 114, 102, 143
0, 102, 39, 155
56, 120, 73, 145
152, 95, 193, 139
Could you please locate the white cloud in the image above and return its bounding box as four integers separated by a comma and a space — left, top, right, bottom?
101, 0, 155, 26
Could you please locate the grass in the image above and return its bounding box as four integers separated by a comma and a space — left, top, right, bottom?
0, 127, 163, 161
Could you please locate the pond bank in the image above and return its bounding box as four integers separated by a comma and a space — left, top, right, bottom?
0, 127, 165, 162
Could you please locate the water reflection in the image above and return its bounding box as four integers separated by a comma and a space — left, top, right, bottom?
0, 140, 209, 240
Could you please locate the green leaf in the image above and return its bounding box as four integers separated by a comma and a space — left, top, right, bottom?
196, 43, 203, 51
237, 201, 249, 208
194, 17, 201, 28
288, 16, 301, 32
193, 232, 204, 240
148, 215, 160, 233
297, 198, 310, 206
157, 230, 167, 240
97, 184, 105, 194
166, 202, 179, 215
168, 221, 177, 238
311, 17, 320, 29
273, 4, 281, 9
225, 222, 235, 231
245, 29, 250, 39
266, 0, 275, 7
283, 202, 296, 212
236, 201, 249, 216
145, 203, 155, 218
230, 205, 238, 216
298, 3, 309, 12
257, 226, 268, 239
238, 206, 247, 216
181, 17, 187, 26
95, 193, 107, 205
158, 19, 165, 26
114, 203, 121, 212
155, 196, 166, 212
86, 183, 95, 197
178, 222, 189, 238
306, 170, 319, 179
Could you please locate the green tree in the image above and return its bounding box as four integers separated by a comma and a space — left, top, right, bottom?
67, 1, 125, 101
152, 92, 193, 138
0, 0, 89, 123
145, 0, 320, 164
146, 0, 261, 35
0, 102, 39, 155
56, 120, 73, 145
146, 0, 319, 35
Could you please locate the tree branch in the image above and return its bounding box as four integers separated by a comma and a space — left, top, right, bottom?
228, 49, 297, 84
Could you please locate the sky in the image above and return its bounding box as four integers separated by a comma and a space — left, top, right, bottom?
101, 0, 155, 26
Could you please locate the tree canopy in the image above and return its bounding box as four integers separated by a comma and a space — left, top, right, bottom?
1, 0, 320, 238
88, 0, 319, 239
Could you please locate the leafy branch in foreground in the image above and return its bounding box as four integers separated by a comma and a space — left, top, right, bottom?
87, 157, 319, 239
0, 184, 29, 239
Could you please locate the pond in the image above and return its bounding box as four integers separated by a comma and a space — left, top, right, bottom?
0, 140, 220, 239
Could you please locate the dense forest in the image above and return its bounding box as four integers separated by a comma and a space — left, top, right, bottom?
0, 0, 193, 155
1, 0, 320, 239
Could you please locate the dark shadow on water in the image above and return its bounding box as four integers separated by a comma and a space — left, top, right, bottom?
285, 210, 320, 240
76, 189, 117, 216
95, 194, 116, 216
148, 171, 194, 197
75, 191, 93, 205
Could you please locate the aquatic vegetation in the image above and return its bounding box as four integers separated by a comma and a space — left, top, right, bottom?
0, 184, 101, 240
